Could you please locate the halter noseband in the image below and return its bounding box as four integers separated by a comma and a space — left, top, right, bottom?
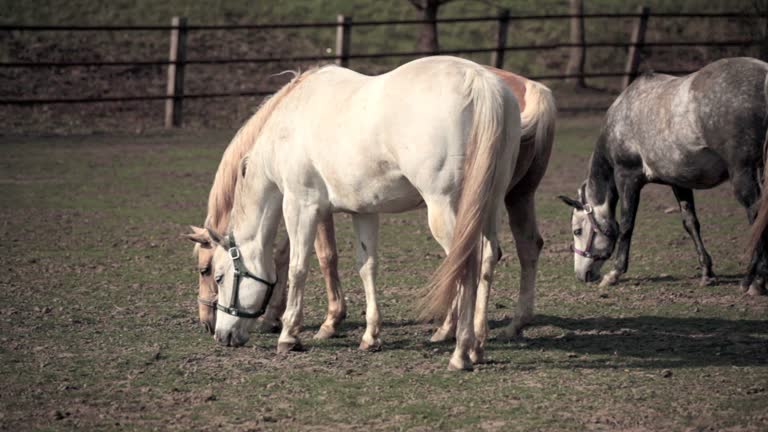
572, 185, 615, 262
214, 234, 278, 319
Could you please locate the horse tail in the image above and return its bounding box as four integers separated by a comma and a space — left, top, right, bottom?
746, 74, 768, 255
520, 79, 557, 159
420, 68, 521, 321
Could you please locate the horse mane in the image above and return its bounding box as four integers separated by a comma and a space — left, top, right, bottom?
204, 68, 319, 236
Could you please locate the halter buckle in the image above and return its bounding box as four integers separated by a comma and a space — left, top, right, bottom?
583, 204, 593, 214
229, 247, 240, 260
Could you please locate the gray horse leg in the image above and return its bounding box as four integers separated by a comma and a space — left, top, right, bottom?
601, 171, 645, 287
671, 186, 716, 285
731, 170, 766, 295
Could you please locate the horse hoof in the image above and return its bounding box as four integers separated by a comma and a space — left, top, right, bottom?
258, 320, 282, 334
313, 325, 337, 340
469, 347, 485, 364
746, 282, 766, 296
429, 328, 455, 343
497, 325, 524, 342
277, 340, 303, 354
699, 276, 716, 287
599, 272, 619, 287
359, 338, 382, 352
447, 356, 473, 372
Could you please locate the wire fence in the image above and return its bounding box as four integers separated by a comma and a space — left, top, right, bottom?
1, 10, 766, 124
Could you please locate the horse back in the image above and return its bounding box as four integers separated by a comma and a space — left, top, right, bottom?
603, 57, 768, 188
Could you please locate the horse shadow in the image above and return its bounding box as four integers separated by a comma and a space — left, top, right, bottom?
297, 314, 767, 369
485, 314, 768, 369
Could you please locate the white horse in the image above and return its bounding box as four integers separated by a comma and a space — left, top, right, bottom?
188, 56, 521, 370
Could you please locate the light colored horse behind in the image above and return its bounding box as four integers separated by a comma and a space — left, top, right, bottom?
189, 56, 521, 370
188, 64, 557, 348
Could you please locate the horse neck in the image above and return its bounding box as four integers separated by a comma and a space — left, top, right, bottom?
229, 168, 282, 278
585, 133, 618, 219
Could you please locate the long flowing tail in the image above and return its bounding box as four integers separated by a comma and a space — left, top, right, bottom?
520, 79, 557, 159
746, 75, 768, 255
419, 68, 521, 321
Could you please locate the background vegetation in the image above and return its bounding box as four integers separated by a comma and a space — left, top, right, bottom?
1, 0, 766, 132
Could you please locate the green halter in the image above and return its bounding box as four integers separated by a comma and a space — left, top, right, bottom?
217, 234, 278, 319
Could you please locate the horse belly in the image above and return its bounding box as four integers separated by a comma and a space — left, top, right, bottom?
327, 171, 423, 214
647, 147, 728, 189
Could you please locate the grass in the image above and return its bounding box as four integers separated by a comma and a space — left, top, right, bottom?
1, 116, 767, 430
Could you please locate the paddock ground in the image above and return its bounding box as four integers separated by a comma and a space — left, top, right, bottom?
0, 117, 766, 431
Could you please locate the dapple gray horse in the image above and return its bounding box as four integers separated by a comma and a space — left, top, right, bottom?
560, 57, 768, 294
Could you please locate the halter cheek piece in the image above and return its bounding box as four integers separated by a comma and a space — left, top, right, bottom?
571, 185, 615, 262
209, 234, 278, 319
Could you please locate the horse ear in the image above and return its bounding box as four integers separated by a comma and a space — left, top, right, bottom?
558, 195, 584, 210
204, 224, 226, 247
185, 225, 212, 246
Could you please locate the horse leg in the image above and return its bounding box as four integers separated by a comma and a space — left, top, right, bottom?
499, 191, 543, 339
671, 186, 716, 286
258, 236, 289, 333
470, 230, 500, 364
425, 200, 458, 343
430, 300, 458, 342
601, 172, 645, 287
731, 170, 766, 295
313, 215, 347, 339
352, 213, 382, 351
277, 199, 322, 354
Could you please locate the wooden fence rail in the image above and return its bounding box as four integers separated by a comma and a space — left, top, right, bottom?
1, 10, 765, 127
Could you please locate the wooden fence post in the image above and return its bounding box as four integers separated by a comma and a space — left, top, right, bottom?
335, 15, 351, 67
490, 9, 510, 69
565, 0, 586, 87
622, 6, 650, 89
165, 16, 187, 128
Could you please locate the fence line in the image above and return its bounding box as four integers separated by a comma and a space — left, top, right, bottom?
0, 12, 762, 32
1, 9, 766, 125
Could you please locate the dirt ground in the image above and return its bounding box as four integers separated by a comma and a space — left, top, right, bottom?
0, 117, 766, 431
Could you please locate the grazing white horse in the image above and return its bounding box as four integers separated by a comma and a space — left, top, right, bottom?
188, 56, 521, 370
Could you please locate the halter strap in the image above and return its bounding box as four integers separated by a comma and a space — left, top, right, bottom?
572, 184, 614, 261
217, 234, 278, 319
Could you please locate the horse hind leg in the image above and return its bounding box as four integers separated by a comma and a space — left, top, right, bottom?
424, 199, 474, 371
470, 227, 501, 364
499, 191, 543, 340
426, 201, 458, 343
671, 186, 716, 286
731, 169, 767, 295
313, 215, 347, 339
353, 213, 383, 351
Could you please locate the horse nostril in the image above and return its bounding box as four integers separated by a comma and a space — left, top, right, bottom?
585, 270, 592, 283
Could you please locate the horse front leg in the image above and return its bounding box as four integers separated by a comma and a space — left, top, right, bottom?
671, 186, 716, 286
277, 200, 322, 354
258, 236, 289, 333
313, 214, 348, 339
601, 172, 644, 287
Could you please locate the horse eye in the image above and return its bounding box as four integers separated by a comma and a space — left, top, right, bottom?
199, 266, 211, 276
573, 228, 583, 236
214, 274, 224, 285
